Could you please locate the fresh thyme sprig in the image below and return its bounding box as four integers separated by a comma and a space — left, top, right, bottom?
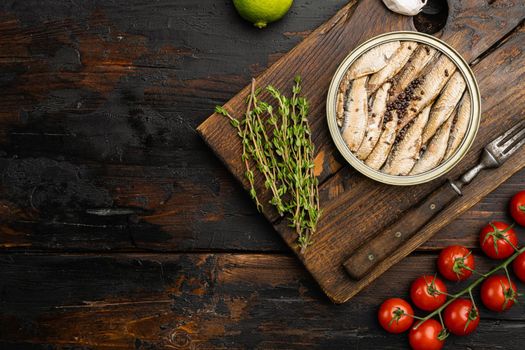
215, 76, 321, 252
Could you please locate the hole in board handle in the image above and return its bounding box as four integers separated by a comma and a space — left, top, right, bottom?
413, 0, 448, 34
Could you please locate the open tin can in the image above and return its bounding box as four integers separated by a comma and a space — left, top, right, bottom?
326, 31, 481, 185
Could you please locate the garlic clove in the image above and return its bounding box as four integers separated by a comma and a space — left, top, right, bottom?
382, 0, 428, 16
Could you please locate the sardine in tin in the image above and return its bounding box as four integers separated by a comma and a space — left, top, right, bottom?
326, 31, 481, 186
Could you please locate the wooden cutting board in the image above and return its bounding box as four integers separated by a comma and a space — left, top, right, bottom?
197, 0, 525, 303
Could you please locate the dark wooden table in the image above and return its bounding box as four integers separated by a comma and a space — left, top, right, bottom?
0, 1, 524, 349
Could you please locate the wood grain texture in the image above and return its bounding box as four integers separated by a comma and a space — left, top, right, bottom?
1, 252, 525, 349
344, 182, 460, 280
0, 0, 350, 254
198, 0, 525, 302
1, 165, 523, 253
0, 0, 524, 348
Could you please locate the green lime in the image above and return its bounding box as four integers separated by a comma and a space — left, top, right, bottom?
233, 0, 294, 29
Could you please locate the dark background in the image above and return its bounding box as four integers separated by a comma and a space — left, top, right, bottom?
0, 0, 524, 349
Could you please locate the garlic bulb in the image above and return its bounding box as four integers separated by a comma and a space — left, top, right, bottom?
382, 0, 427, 16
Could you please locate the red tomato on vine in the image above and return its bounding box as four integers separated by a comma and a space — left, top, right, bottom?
509, 191, 525, 226
378, 298, 414, 333
479, 222, 518, 259
480, 275, 518, 312
443, 299, 479, 336
410, 275, 447, 311
513, 252, 525, 283
437, 245, 475, 281
409, 319, 446, 350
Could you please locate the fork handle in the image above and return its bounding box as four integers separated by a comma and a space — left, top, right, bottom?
449, 163, 484, 195
450, 151, 499, 195
343, 182, 460, 280
344, 154, 497, 280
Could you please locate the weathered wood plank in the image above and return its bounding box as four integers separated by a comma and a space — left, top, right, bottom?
1, 160, 521, 253
0, 145, 272, 253
1, 253, 524, 349
0, 159, 282, 252
0, 1, 349, 253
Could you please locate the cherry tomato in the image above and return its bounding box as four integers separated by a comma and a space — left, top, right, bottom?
409, 319, 445, 350
480, 275, 518, 312
513, 252, 525, 283
509, 191, 525, 226
410, 275, 447, 311
479, 222, 518, 259
443, 299, 480, 336
437, 245, 475, 281
378, 298, 414, 333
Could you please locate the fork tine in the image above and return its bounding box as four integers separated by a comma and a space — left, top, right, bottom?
504, 135, 525, 158
494, 119, 525, 146
502, 124, 525, 149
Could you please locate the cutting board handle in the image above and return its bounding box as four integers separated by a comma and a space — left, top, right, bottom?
343, 181, 460, 280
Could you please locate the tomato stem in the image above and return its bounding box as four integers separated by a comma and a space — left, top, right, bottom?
404, 312, 426, 321
464, 306, 478, 332
504, 266, 512, 285
437, 311, 445, 328
460, 264, 486, 278
486, 223, 517, 255
468, 288, 478, 312
436, 312, 449, 340
503, 236, 520, 252
436, 289, 455, 298
414, 246, 525, 329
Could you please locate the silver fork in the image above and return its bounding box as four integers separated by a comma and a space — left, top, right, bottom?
450, 119, 525, 195
345, 119, 525, 280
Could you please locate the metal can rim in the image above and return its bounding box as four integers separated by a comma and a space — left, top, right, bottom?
326, 31, 481, 186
